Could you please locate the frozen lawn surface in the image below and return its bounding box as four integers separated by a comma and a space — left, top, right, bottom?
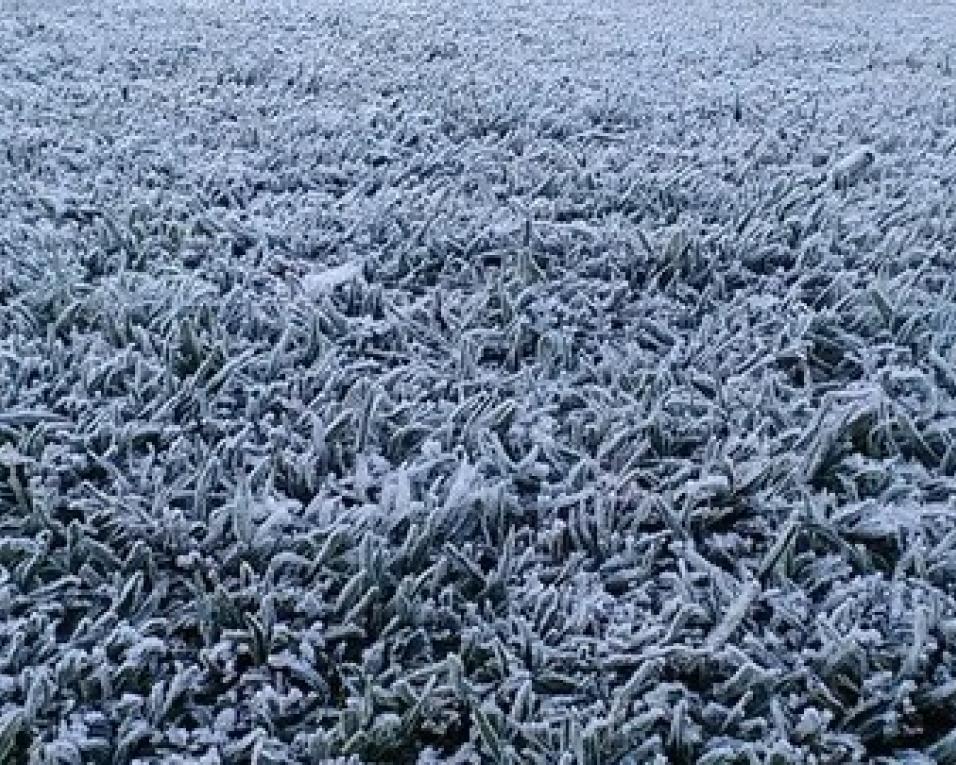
2, 0, 956, 761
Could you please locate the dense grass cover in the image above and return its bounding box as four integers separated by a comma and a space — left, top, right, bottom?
2, 0, 956, 762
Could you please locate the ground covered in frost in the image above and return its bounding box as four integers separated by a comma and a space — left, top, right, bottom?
2, 0, 956, 762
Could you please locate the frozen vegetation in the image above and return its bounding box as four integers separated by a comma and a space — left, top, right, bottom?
2, 0, 956, 761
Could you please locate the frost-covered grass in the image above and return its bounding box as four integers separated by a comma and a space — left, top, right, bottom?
2, 0, 956, 762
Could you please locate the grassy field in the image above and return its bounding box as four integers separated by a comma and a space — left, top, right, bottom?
2, 0, 956, 762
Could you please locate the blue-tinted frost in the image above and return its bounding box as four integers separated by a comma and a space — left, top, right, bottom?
1, 0, 956, 762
